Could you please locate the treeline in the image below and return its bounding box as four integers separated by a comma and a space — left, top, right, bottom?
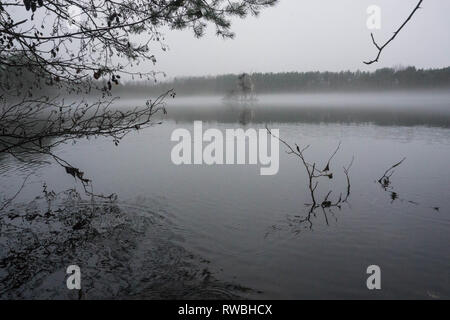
114, 67, 450, 96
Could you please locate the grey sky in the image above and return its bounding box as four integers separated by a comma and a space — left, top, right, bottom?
155, 0, 450, 78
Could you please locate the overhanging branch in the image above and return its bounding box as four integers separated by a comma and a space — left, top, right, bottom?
364, 0, 423, 65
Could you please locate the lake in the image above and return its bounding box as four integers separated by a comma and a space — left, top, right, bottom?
1, 92, 449, 299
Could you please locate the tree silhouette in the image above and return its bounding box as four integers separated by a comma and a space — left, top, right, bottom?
0, 0, 277, 198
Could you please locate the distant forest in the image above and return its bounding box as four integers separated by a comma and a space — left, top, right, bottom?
114, 67, 450, 96
2, 66, 449, 98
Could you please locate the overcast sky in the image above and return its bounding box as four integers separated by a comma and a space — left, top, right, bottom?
153, 0, 450, 78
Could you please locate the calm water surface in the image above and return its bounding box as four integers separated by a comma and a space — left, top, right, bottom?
1, 93, 450, 299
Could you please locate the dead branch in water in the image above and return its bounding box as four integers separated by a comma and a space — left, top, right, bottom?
343, 156, 354, 203
377, 157, 406, 188
376, 157, 440, 212
266, 126, 353, 217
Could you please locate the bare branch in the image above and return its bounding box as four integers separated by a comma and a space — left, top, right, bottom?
0, 173, 32, 210
378, 157, 406, 187
343, 156, 354, 202
364, 0, 423, 65
266, 125, 349, 215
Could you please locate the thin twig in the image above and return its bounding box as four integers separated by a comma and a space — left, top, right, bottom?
364, 0, 423, 65
266, 125, 348, 214
0, 173, 32, 210
323, 142, 341, 172
378, 157, 406, 184
343, 156, 354, 202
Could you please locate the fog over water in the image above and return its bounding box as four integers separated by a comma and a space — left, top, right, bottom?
116, 91, 450, 127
